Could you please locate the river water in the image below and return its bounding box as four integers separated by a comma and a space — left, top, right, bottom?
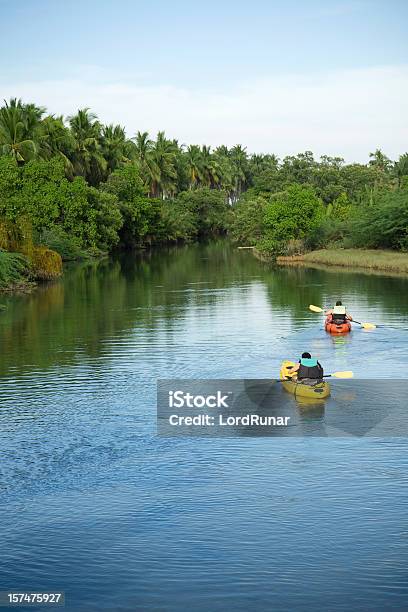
1, 241, 407, 611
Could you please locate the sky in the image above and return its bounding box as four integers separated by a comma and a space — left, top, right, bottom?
1, 0, 407, 162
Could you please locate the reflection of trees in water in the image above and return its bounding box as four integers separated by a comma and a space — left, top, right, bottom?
263, 264, 408, 319
0, 241, 262, 376
0, 241, 407, 377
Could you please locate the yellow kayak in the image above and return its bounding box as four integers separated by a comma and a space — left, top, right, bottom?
280, 360, 330, 399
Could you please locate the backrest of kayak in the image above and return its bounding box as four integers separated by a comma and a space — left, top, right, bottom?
298, 358, 323, 380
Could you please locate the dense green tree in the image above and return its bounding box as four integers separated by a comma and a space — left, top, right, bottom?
175, 187, 229, 236
280, 151, 317, 185
351, 187, 408, 251
258, 184, 325, 255
158, 199, 197, 243
229, 196, 267, 245
101, 164, 160, 248
0, 157, 122, 252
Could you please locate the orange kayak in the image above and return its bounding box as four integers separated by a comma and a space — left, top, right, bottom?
325, 316, 351, 334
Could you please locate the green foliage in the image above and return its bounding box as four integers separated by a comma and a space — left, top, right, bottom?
326, 192, 352, 221
0, 98, 44, 163
68, 108, 107, 186
350, 188, 408, 251
38, 228, 89, 261
229, 196, 267, 245
87, 188, 123, 251
0, 251, 29, 288
4, 158, 64, 228
157, 199, 197, 243
393, 153, 408, 187
101, 165, 159, 248
251, 168, 285, 196
174, 188, 229, 237
0, 96, 407, 277
0, 157, 123, 252
260, 185, 324, 255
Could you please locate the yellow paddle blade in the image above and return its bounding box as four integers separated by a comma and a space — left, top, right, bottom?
309, 304, 323, 313
332, 371, 353, 378
361, 322, 376, 330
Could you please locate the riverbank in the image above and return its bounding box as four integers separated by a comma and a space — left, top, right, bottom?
0, 252, 33, 292
276, 249, 408, 274
0, 248, 63, 293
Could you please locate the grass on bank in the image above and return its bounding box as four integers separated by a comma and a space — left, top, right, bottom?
0, 245, 63, 291
300, 249, 408, 273
0, 251, 31, 289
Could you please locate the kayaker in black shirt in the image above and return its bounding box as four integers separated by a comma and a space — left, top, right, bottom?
288, 352, 324, 382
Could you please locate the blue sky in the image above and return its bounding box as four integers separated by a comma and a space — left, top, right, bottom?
1, 0, 407, 160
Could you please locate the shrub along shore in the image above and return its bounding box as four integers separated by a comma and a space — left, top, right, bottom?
0, 98, 407, 290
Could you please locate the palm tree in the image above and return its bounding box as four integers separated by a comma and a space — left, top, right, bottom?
68, 108, 106, 185
131, 131, 158, 192
201, 145, 221, 188
149, 132, 177, 198
101, 123, 129, 176
249, 153, 279, 175
213, 146, 234, 197
214, 145, 230, 158
369, 149, 392, 172
392, 153, 408, 188
133, 131, 153, 161
230, 144, 248, 202
186, 145, 204, 188
40, 115, 75, 176
0, 98, 44, 163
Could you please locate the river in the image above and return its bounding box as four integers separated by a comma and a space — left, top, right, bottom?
1, 241, 407, 611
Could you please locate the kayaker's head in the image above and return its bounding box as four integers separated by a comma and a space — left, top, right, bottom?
336, 300, 342, 306
302, 352, 312, 359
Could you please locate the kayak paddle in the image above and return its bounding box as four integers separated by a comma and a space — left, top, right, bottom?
324, 371, 353, 378
309, 304, 326, 313
282, 369, 353, 380
308, 304, 376, 330
351, 320, 376, 330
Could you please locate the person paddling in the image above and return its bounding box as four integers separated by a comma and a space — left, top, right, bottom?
325, 300, 353, 324
287, 352, 324, 384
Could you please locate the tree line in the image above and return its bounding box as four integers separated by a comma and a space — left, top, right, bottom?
0, 98, 252, 200
230, 149, 408, 256
0, 97, 407, 286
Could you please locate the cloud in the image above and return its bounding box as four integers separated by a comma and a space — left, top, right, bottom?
1, 65, 407, 162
